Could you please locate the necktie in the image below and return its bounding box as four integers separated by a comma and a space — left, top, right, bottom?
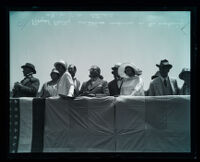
164, 79, 167, 87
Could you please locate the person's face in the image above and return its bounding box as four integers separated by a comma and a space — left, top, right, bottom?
68, 66, 76, 77
22, 67, 32, 76
124, 66, 135, 77
55, 64, 66, 75
159, 66, 170, 78
89, 68, 99, 78
51, 72, 60, 81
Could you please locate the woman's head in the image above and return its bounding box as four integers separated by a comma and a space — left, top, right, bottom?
124, 66, 135, 77
89, 65, 101, 78
50, 68, 60, 81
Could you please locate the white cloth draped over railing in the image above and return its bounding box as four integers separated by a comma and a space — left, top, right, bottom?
9, 95, 190, 153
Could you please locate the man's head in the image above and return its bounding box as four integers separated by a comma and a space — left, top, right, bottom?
54, 60, 67, 76
89, 65, 101, 78
179, 68, 190, 84
156, 59, 172, 78
21, 63, 36, 76
68, 64, 77, 78
111, 63, 121, 79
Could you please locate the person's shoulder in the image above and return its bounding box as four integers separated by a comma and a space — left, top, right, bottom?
108, 79, 115, 85
150, 77, 160, 84
30, 76, 39, 82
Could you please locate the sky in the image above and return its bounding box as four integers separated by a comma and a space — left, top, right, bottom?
10, 11, 190, 92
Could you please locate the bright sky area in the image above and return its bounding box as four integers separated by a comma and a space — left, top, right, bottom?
10, 11, 190, 91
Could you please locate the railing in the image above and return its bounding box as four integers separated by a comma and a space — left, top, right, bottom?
9, 95, 190, 153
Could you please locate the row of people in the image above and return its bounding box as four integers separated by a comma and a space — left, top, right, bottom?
11, 59, 190, 98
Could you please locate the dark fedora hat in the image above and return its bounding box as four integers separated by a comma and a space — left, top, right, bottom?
179, 68, 190, 80
21, 63, 36, 74
156, 59, 172, 69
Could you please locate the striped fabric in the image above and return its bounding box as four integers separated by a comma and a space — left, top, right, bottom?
9, 98, 45, 153
9, 95, 190, 153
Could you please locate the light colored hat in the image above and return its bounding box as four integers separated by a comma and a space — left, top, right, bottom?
118, 62, 142, 78
111, 62, 122, 70
179, 68, 190, 80
51, 68, 60, 75
54, 60, 67, 70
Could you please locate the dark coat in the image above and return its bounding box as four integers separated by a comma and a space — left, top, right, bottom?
108, 79, 121, 96
13, 75, 40, 97
79, 78, 110, 96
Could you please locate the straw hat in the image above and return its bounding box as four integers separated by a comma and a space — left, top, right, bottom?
118, 62, 142, 78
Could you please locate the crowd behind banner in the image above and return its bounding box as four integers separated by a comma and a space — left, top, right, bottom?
11, 59, 190, 99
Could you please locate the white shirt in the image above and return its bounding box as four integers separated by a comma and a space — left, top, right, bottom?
120, 76, 144, 96
57, 71, 74, 97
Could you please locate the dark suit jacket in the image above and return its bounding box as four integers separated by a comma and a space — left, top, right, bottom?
13, 75, 40, 97
108, 79, 121, 96
79, 78, 110, 96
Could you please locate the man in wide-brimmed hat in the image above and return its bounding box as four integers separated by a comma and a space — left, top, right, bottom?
179, 68, 190, 95
12, 63, 40, 97
148, 59, 179, 96
54, 60, 74, 98
108, 63, 123, 96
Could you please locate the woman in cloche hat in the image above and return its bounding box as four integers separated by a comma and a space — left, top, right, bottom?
38, 68, 60, 98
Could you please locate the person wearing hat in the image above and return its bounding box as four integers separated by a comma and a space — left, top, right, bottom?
12, 63, 40, 97
79, 65, 110, 97
108, 63, 123, 96
179, 68, 190, 95
38, 68, 60, 98
118, 62, 144, 96
68, 64, 81, 97
148, 59, 179, 96
54, 60, 74, 98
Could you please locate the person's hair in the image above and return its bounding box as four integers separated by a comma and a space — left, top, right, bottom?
99, 75, 103, 79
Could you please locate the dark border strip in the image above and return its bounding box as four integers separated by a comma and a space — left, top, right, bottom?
31, 98, 45, 152
9, 98, 20, 153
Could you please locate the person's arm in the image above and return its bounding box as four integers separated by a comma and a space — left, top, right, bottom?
66, 73, 74, 97
18, 79, 40, 96
131, 77, 144, 96
95, 81, 110, 97
147, 82, 155, 96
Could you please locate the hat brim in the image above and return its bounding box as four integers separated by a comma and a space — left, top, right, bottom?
118, 63, 142, 78
21, 65, 36, 74
156, 64, 172, 69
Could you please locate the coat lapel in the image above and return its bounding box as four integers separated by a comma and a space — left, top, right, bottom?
169, 78, 175, 94
88, 78, 102, 91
